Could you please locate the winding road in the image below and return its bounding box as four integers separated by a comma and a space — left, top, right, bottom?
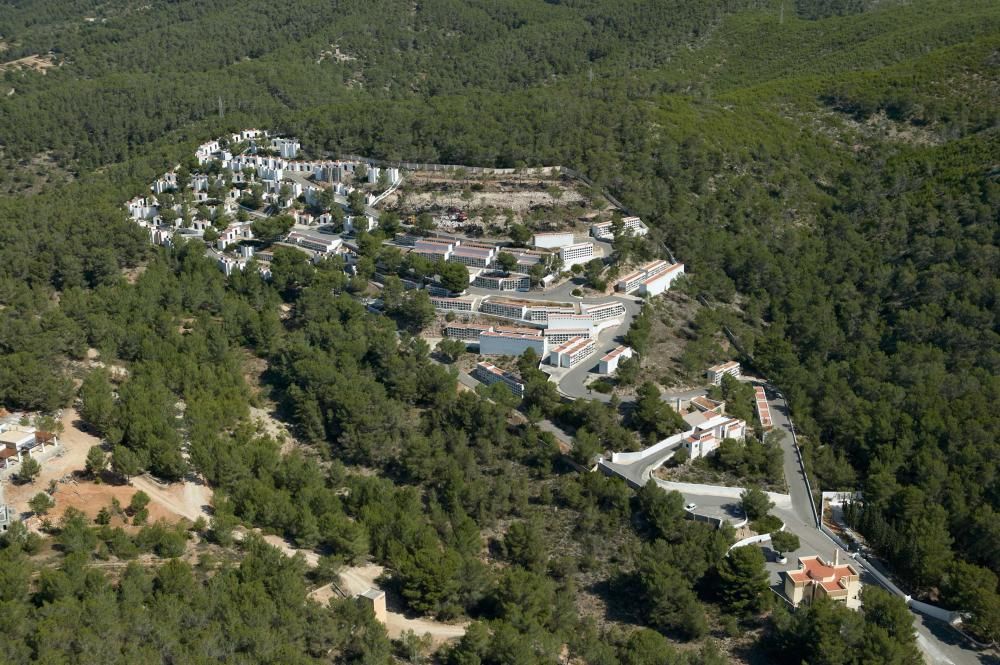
600, 383, 994, 665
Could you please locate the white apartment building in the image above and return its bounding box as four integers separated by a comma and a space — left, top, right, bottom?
472, 362, 526, 398
271, 138, 300, 159
479, 330, 548, 357
549, 336, 596, 368
344, 214, 378, 234
544, 328, 592, 345
444, 323, 493, 341
472, 272, 531, 291
546, 313, 596, 330
598, 345, 633, 374
616, 259, 681, 294
232, 129, 268, 144
532, 231, 576, 249
680, 410, 747, 459
430, 296, 476, 312
216, 222, 254, 250
524, 304, 577, 323
449, 245, 495, 268
620, 216, 649, 236
581, 301, 627, 323
639, 262, 685, 297
286, 231, 343, 254
559, 242, 596, 268
195, 140, 221, 164
706, 360, 741, 385
152, 171, 178, 194
591, 216, 648, 240
479, 299, 529, 320
127, 196, 158, 221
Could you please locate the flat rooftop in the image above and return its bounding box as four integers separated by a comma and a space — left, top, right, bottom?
601, 345, 631, 362
0, 430, 33, 445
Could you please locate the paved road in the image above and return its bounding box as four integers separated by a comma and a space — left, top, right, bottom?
466, 278, 646, 402
555, 296, 643, 401
599, 441, 681, 488
761, 385, 816, 530
598, 381, 991, 665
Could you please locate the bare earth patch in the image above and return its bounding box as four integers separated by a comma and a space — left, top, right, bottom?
382, 170, 609, 234
5, 408, 211, 525
0, 53, 57, 74
631, 291, 706, 390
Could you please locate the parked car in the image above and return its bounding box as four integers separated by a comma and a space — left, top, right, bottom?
685, 503, 697, 511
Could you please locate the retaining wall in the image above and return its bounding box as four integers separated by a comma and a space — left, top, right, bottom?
730, 533, 772, 551
610, 433, 683, 465
653, 479, 792, 509
818, 525, 963, 625
909, 599, 961, 625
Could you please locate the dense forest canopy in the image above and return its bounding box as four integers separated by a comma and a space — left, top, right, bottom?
0, 0, 997, 660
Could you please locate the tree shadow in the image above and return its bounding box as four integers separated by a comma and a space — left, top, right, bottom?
73, 418, 102, 437
589, 571, 646, 627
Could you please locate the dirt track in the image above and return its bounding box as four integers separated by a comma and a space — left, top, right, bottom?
130, 475, 213, 523
4, 409, 208, 525
263, 535, 467, 642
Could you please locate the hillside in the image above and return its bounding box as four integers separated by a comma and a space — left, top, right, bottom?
0, 0, 996, 662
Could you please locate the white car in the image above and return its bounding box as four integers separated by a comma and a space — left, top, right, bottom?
685, 503, 697, 511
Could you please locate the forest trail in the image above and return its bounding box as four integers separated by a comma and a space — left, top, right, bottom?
261, 536, 468, 643
130, 474, 213, 523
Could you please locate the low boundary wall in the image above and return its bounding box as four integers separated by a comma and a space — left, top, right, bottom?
654, 479, 792, 509
610, 434, 683, 465
818, 525, 963, 625
729, 522, 785, 552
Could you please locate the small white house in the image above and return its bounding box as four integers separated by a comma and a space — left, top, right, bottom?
533, 232, 576, 249
598, 345, 633, 375
706, 361, 741, 385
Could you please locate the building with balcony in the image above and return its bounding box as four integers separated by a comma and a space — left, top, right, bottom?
782, 555, 862, 610
444, 323, 493, 341
706, 360, 741, 385
472, 362, 526, 398
430, 296, 476, 312
558, 242, 595, 268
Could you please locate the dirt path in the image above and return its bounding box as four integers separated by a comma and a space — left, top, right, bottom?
130, 475, 213, 523
4, 409, 210, 525
256, 535, 467, 642
261, 533, 320, 566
